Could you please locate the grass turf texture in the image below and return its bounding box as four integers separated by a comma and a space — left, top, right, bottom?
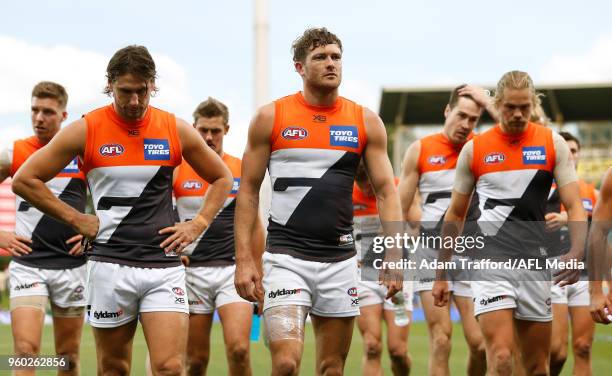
1, 320, 611, 375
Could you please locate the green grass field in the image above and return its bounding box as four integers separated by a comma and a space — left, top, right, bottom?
1, 320, 611, 375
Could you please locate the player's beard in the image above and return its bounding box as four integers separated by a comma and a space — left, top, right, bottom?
119, 103, 147, 122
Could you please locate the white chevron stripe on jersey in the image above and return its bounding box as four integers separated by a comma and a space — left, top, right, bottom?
88, 165, 161, 242
176, 195, 234, 222
268, 148, 346, 226
176, 196, 203, 222
419, 169, 455, 227
15, 177, 72, 238
476, 169, 537, 235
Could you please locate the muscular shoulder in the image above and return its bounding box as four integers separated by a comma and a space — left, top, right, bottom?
401, 140, 421, 172
248, 102, 275, 145
362, 107, 386, 143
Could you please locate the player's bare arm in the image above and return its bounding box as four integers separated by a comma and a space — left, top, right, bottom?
433, 140, 475, 307
588, 168, 612, 324
0, 147, 33, 254
553, 133, 587, 286
398, 140, 421, 221
362, 107, 403, 298
159, 118, 233, 253
12, 119, 99, 239
234, 103, 274, 302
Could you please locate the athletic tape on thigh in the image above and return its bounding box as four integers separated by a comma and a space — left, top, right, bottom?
51, 302, 85, 318
263, 305, 309, 344
10, 295, 48, 312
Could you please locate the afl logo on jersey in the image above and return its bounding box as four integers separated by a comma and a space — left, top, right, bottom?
484, 152, 505, 164
428, 155, 447, 165
99, 144, 125, 157
182, 180, 203, 190
282, 127, 308, 140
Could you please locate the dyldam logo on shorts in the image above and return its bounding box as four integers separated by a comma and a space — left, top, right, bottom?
92, 308, 124, 320
479, 295, 506, 306
268, 288, 301, 299
13, 282, 40, 291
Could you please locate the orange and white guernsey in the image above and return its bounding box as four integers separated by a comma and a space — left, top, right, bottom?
417, 133, 479, 235
352, 178, 401, 261
9, 136, 87, 269
472, 122, 556, 257
267, 92, 367, 262
173, 153, 241, 266
82, 105, 182, 267
353, 182, 379, 261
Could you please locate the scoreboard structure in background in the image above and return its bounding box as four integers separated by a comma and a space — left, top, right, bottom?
0, 179, 15, 256
380, 83, 612, 186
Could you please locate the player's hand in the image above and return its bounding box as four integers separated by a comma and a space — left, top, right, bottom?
432, 280, 450, 307
66, 234, 84, 255
553, 251, 581, 287
235, 258, 264, 302
74, 213, 99, 240
590, 289, 612, 324
0, 231, 32, 256
545, 212, 568, 232
159, 217, 207, 255
380, 267, 403, 299
457, 85, 492, 108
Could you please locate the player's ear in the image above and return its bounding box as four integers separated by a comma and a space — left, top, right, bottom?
444, 104, 451, 119
294, 61, 304, 75
224, 124, 230, 135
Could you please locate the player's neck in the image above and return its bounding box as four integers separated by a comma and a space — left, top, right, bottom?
302, 86, 339, 107
499, 122, 528, 135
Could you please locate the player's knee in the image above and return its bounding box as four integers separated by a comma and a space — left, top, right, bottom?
490, 348, 512, 370
227, 343, 249, 365
57, 350, 79, 371
549, 343, 567, 364
523, 362, 549, 376
388, 344, 407, 363
153, 356, 184, 376
187, 352, 209, 375
467, 339, 486, 359
364, 339, 382, 360
273, 356, 300, 376
99, 357, 130, 376
318, 357, 345, 376
431, 331, 451, 355
572, 338, 592, 359
14, 339, 40, 356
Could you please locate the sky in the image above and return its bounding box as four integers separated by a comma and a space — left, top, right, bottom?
1, 0, 612, 156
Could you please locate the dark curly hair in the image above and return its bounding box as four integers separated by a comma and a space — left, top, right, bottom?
291, 27, 342, 63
